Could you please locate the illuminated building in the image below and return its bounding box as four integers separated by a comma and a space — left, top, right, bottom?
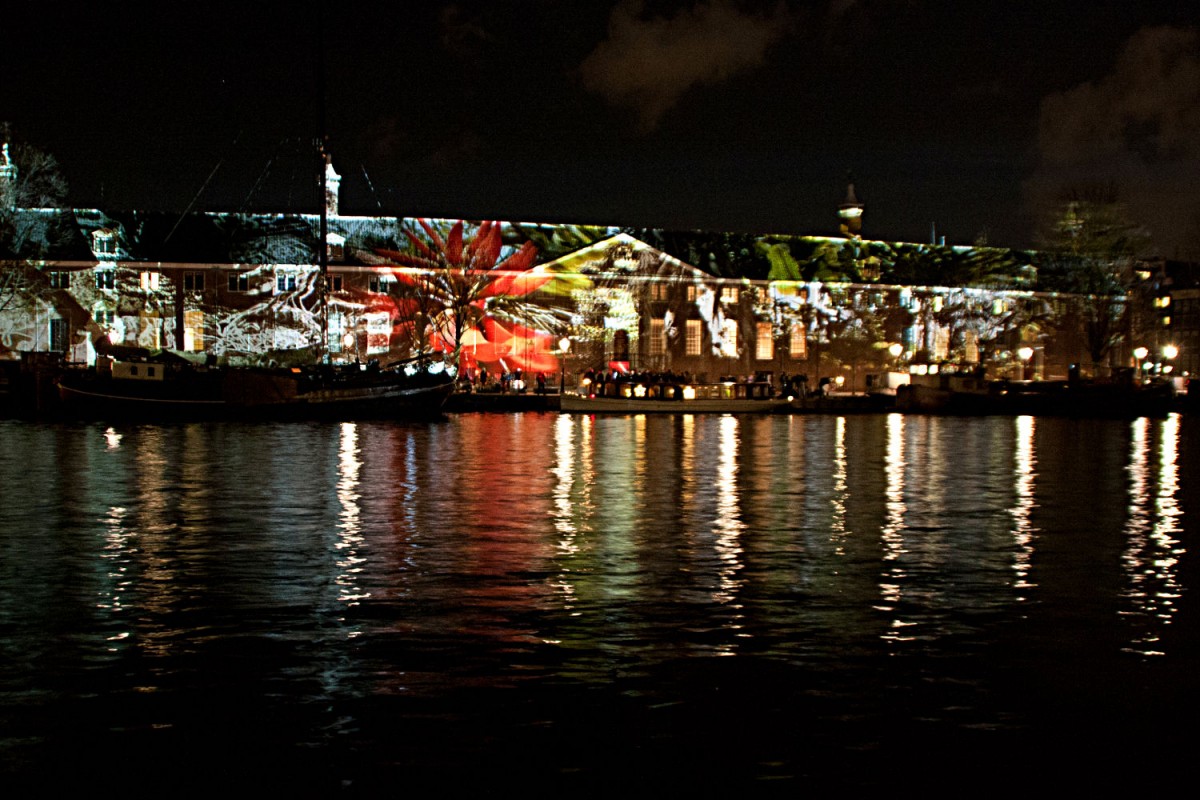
0, 152, 1185, 386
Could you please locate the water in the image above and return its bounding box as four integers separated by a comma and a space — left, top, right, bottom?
1, 413, 1197, 793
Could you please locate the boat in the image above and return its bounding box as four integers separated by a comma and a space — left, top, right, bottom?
55, 349, 454, 420
560, 380, 789, 414
895, 372, 1176, 418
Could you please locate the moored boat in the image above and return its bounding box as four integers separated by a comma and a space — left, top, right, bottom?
560, 380, 788, 414
56, 351, 454, 420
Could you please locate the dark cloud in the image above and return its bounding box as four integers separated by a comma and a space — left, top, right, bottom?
580, 0, 799, 132
1031, 26, 1200, 255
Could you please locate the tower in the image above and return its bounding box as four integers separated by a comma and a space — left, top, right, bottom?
838, 179, 863, 238
0, 142, 17, 208
324, 154, 341, 217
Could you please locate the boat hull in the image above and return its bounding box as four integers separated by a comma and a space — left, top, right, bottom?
56, 364, 454, 421
560, 393, 789, 414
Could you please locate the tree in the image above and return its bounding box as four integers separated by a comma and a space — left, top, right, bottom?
1, 125, 72, 315
1036, 188, 1149, 372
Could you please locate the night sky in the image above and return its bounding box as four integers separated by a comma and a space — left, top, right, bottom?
3, 1, 1198, 254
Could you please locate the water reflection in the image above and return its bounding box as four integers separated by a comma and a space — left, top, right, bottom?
336, 422, 368, 610
1011, 415, 1038, 598
1121, 414, 1185, 656
879, 413, 911, 642
0, 413, 1195, 790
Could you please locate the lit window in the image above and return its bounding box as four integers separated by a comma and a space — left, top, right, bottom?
721, 318, 738, 357
687, 285, 697, 302
649, 319, 665, 356
686, 320, 701, 356
721, 286, 739, 303
650, 282, 669, 301
756, 322, 773, 360
789, 323, 806, 359
140, 271, 160, 291
183, 310, 204, 352
1163, 316, 1171, 327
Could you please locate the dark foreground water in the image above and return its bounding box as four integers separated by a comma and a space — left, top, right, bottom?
1, 412, 1197, 794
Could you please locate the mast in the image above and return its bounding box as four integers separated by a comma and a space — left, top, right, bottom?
315, 9, 330, 364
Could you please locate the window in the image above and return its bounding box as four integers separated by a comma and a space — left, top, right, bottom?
721, 286, 739, 304
326, 233, 346, 262
183, 272, 205, 291
91, 229, 116, 258
686, 320, 702, 356
329, 275, 343, 292
228, 273, 250, 292
48, 271, 70, 289
368, 277, 383, 294
720, 318, 738, 357
649, 319, 665, 356
95, 269, 115, 290
687, 285, 697, 302
789, 323, 806, 359
183, 310, 205, 352
650, 282, 670, 302
140, 271, 160, 291
50, 318, 68, 352
756, 322, 773, 360
276, 274, 297, 292
94, 308, 115, 328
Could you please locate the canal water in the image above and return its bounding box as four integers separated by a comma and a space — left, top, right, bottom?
1, 413, 1196, 793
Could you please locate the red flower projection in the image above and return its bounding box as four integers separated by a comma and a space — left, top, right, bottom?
376, 220, 571, 374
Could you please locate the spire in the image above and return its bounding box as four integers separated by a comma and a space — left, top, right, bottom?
0, 141, 17, 208
838, 173, 863, 237
324, 153, 341, 217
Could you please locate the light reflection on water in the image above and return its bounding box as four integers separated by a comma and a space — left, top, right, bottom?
0, 413, 1197, 791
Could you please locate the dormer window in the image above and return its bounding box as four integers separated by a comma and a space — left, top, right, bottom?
92, 229, 117, 260
326, 232, 346, 262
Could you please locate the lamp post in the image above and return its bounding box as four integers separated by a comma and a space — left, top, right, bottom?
1163, 344, 1178, 376
559, 337, 570, 394
1017, 346, 1034, 381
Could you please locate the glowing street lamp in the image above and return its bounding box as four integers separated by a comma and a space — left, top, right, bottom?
1017, 346, 1034, 380
559, 337, 570, 394
1163, 344, 1179, 360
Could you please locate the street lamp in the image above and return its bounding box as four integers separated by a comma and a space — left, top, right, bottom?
1133, 347, 1148, 380
1017, 346, 1033, 380
1163, 344, 1178, 376
559, 337, 570, 394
